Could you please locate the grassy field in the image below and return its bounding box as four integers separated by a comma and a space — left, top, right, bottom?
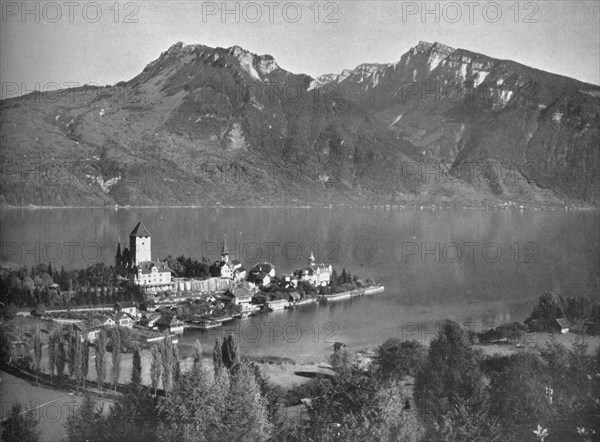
0, 371, 112, 442
475, 332, 600, 358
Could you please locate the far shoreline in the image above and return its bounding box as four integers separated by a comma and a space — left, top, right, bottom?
1, 204, 597, 211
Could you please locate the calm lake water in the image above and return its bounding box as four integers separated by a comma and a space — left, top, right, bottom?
1, 207, 598, 363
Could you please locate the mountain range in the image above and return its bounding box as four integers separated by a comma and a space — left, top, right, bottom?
1, 41, 598, 207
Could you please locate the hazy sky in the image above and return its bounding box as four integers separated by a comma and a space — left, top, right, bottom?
1, 0, 599, 96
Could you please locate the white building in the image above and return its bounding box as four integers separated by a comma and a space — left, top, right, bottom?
295, 252, 332, 287
133, 259, 173, 292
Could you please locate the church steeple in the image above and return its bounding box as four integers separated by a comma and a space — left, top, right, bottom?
221, 234, 229, 263
308, 251, 316, 266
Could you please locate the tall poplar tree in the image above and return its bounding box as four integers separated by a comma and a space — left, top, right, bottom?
33, 328, 42, 377
131, 345, 142, 387
222, 334, 240, 371
95, 330, 107, 391
193, 339, 203, 370
213, 338, 223, 376
150, 345, 161, 396
111, 329, 121, 391
160, 336, 174, 395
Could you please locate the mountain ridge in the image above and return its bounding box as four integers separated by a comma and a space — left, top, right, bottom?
1, 41, 598, 207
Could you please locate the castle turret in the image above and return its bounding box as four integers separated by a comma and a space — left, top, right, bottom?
129, 221, 152, 266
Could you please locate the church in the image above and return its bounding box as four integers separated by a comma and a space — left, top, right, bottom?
116, 221, 173, 292
213, 236, 244, 281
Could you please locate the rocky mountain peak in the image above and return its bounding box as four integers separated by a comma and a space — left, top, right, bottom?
414, 41, 456, 56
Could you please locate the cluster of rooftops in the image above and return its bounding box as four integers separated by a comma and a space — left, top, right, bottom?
121, 221, 334, 293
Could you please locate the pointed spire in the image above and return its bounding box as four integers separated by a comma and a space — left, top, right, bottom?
221, 234, 228, 254
221, 234, 229, 263
308, 251, 315, 265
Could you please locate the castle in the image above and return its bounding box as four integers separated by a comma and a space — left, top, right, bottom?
116, 221, 173, 292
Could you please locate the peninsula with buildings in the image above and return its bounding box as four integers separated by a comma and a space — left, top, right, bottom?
111, 221, 384, 336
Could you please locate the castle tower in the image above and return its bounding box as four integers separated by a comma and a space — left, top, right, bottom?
129, 221, 152, 266
221, 235, 229, 263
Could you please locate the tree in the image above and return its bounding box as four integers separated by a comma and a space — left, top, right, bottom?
150, 345, 161, 396
330, 345, 355, 372
340, 268, 348, 284
414, 321, 489, 439
305, 367, 422, 441
158, 358, 227, 441
225, 363, 274, 441
95, 329, 107, 391
221, 334, 240, 371
251, 363, 285, 424
2, 403, 40, 442
193, 339, 203, 369
3, 303, 18, 320
56, 333, 67, 382
67, 327, 77, 378
437, 403, 504, 442
131, 345, 142, 387
47, 329, 58, 379
65, 396, 104, 442
490, 353, 552, 437
111, 329, 122, 390
213, 338, 223, 376
172, 344, 181, 385
160, 336, 174, 394
526, 293, 565, 331
33, 327, 42, 376
0, 326, 11, 364
82, 340, 90, 383
102, 386, 160, 442
115, 243, 122, 269
330, 268, 339, 286
375, 339, 427, 381
73, 332, 84, 387
48, 329, 67, 381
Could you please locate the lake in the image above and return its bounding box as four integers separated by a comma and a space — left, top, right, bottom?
1, 207, 598, 363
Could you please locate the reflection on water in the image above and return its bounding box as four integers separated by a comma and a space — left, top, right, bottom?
2, 207, 598, 362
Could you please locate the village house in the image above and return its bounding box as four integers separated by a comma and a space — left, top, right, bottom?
141, 312, 163, 329
84, 317, 109, 341
114, 301, 140, 319
155, 314, 185, 334
554, 318, 571, 334
222, 287, 254, 306
234, 266, 247, 282
86, 326, 102, 343
249, 262, 276, 279
248, 272, 271, 287
114, 311, 134, 328
92, 315, 116, 328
